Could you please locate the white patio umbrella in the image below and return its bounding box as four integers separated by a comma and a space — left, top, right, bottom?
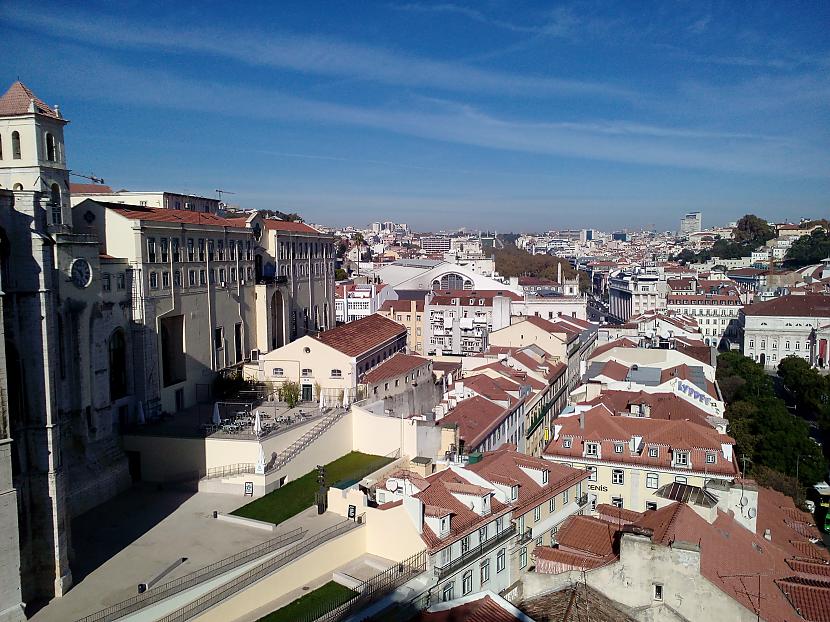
137, 401, 146, 425
253, 410, 262, 435
212, 402, 221, 425
255, 444, 266, 474
342, 389, 349, 408
319, 391, 325, 410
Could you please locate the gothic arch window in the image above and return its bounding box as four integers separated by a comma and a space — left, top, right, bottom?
12, 131, 21, 159
46, 133, 57, 161
109, 329, 128, 401
13, 183, 23, 191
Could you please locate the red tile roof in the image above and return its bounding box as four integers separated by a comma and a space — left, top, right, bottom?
582, 390, 712, 428
557, 514, 619, 558
775, 577, 830, 622
90, 200, 243, 227
69, 183, 113, 194
415, 595, 521, 622
263, 219, 321, 234
465, 446, 589, 515
360, 352, 430, 384
439, 396, 510, 449
315, 313, 405, 358
379, 299, 425, 313
545, 406, 737, 476
0, 81, 61, 119
742, 294, 830, 317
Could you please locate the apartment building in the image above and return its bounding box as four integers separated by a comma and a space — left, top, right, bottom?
424, 290, 516, 356
741, 294, 830, 370
372, 447, 588, 604
489, 316, 583, 391
420, 236, 452, 254
334, 281, 392, 324
666, 277, 743, 347
679, 211, 702, 237
543, 405, 738, 513
378, 298, 426, 352
608, 270, 667, 321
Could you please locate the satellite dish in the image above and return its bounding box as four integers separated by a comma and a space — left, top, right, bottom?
386, 478, 399, 492
747, 508, 757, 518
740, 497, 749, 507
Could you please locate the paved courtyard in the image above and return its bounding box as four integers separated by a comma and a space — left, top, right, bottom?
31, 486, 345, 622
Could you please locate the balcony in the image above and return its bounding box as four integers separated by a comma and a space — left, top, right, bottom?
433, 523, 515, 580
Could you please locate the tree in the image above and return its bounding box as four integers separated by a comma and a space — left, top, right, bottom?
716, 351, 827, 489
279, 381, 301, 408
733, 214, 775, 246
334, 268, 348, 281
783, 228, 830, 268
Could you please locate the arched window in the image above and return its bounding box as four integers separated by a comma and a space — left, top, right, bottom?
46, 133, 57, 161
439, 273, 467, 290
50, 183, 62, 224
11, 131, 21, 159
12, 183, 23, 191
109, 329, 128, 400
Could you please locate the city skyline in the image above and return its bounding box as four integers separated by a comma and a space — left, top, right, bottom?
4, 1, 829, 230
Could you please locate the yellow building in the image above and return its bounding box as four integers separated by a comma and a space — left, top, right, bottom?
379, 298, 425, 352
543, 404, 738, 513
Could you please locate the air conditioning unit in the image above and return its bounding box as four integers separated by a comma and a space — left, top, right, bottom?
250, 349, 260, 361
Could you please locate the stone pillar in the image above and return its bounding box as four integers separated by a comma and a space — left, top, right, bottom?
0, 249, 26, 622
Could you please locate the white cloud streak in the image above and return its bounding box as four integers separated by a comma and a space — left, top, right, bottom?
31, 47, 828, 179
3, 4, 633, 100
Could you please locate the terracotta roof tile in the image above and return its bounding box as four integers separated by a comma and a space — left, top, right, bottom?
742, 294, 830, 317
360, 352, 430, 384
263, 219, 321, 233
416, 595, 521, 622
0, 81, 61, 119
89, 200, 243, 227
439, 396, 510, 449
314, 314, 405, 357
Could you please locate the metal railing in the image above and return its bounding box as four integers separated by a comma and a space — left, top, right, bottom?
305, 549, 429, 622
155, 520, 361, 622
433, 524, 516, 580
204, 463, 256, 479
75, 527, 306, 622
266, 409, 346, 474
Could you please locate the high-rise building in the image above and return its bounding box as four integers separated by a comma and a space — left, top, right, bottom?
680, 212, 702, 237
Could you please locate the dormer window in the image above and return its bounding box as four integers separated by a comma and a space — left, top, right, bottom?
585, 442, 599, 457
614, 444, 624, 454
706, 452, 716, 464
675, 451, 690, 467
542, 469, 549, 484
440, 516, 449, 535
511, 485, 518, 500
648, 447, 659, 458
563, 437, 572, 449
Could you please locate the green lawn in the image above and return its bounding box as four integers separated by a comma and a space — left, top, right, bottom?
256, 581, 357, 622
232, 451, 394, 524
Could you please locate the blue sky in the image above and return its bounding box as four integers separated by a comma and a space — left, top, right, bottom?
2, 1, 828, 231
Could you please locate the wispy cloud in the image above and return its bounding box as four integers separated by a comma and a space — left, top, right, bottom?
31, 44, 829, 180
3, 4, 633, 100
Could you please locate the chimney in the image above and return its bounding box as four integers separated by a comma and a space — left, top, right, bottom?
579, 411, 585, 430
